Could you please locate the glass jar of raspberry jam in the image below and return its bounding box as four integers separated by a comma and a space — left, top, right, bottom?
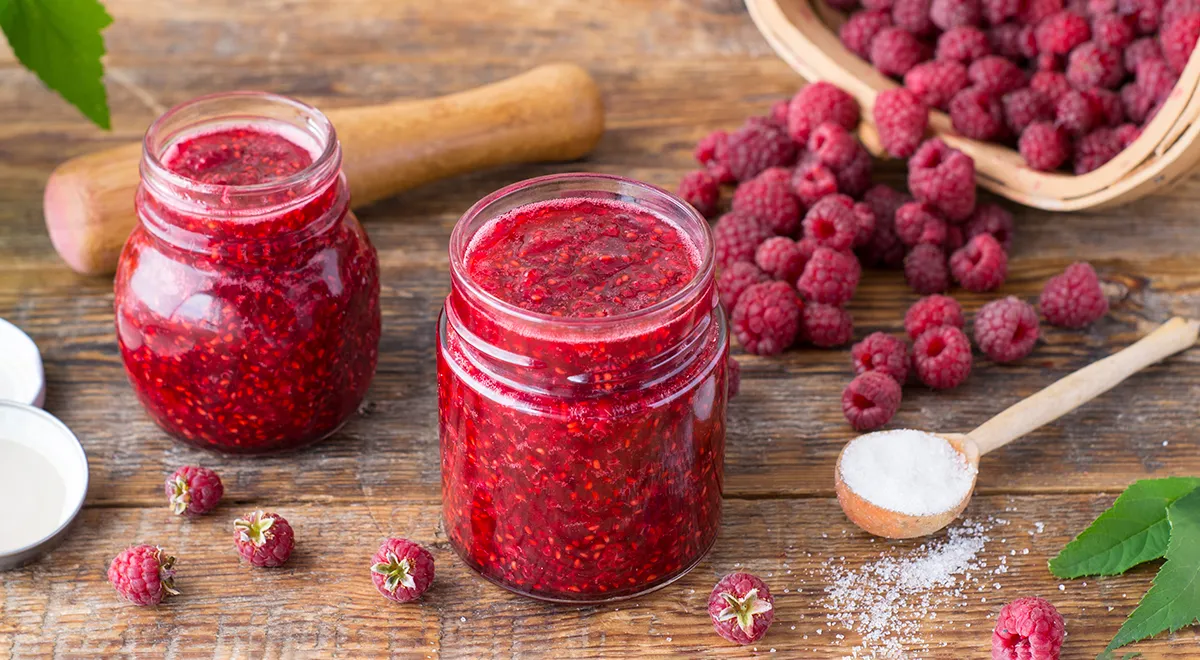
115, 92, 381, 453
439, 173, 729, 602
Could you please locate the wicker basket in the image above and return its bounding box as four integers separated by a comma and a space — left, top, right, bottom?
745, 0, 1200, 210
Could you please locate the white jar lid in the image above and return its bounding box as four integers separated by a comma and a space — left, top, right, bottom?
0, 318, 45, 408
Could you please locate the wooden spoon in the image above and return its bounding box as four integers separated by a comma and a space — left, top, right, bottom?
44, 63, 605, 275
836, 317, 1200, 539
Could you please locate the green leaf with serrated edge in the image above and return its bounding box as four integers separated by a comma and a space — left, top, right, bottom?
1050, 478, 1200, 579
1094, 650, 1141, 660
0, 0, 112, 129
1106, 487, 1200, 651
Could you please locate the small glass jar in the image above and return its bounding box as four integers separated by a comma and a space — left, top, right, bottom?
438, 173, 729, 602
115, 92, 381, 454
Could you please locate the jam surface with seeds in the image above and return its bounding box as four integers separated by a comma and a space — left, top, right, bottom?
440, 195, 726, 601
116, 126, 380, 453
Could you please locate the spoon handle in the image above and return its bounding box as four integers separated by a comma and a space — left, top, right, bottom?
969, 317, 1199, 456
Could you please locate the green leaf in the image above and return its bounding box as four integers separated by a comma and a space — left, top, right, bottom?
1050, 478, 1200, 579
0, 0, 113, 129
1094, 652, 1141, 660
1106, 487, 1200, 651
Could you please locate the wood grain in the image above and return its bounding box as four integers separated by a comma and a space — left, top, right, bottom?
1, 0, 1199, 657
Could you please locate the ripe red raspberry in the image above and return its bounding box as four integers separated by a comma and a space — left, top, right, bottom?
719, 261, 771, 310
1074, 126, 1123, 173
732, 281, 802, 355
792, 162, 840, 207
873, 88, 929, 159
165, 465, 223, 516
832, 144, 875, 197
1163, 0, 1200, 24
908, 138, 977, 222
949, 86, 1007, 140
991, 597, 1066, 660
1083, 87, 1126, 125
1035, 52, 1064, 71
896, 201, 949, 246
937, 26, 993, 62
797, 247, 861, 305
1034, 11, 1092, 54
1055, 89, 1101, 135
1120, 81, 1156, 123
1125, 36, 1164, 70
1162, 13, 1200, 73
1002, 88, 1054, 134
968, 56, 1028, 96
732, 168, 802, 235
965, 202, 1015, 250
975, 296, 1040, 362
727, 356, 742, 398
842, 371, 903, 431
678, 170, 721, 218
945, 223, 966, 251
893, 0, 938, 34
865, 0, 897, 8
709, 573, 775, 645
695, 130, 735, 184
234, 510, 295, 568
859, 184, 911, 267
722, 121, 797, 182
809, 122, 861, 170
800, 302, 855, 347
841, 9, 895, 58
1115, 122, 1142, 145
984, 0, 1021, 24
904, 60, 970, 110
852, 331, 911, 381
906, 294, 966, 339
852, 201, 878, 247
913, 325, 972, 388
371, 537, 435, 603
871, 27, 931, 77
988, 23, 1039, 59
769, 99, 791, 126
905, 243, 952, 293
108, 545, 178, 606
715, 211, 774, 269
756, 236, 811, 282
787, 82, 862, 144
1120, 0, 1165, 33
951, 233, 1008, 291
1030, 70, 1073, 102
1019, 0, 1066, 24
932, 0, 984, 29
1136, 57, 1180, 102
1092, 12, 1137, 48
1040, 261, 1109, 327
1066, 42, 1126, 89
1088, 0, 1117, 14
804, 196, 860, 251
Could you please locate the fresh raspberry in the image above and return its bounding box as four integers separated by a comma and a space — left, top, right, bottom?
1003, 88, 1054, 134
787, 82, 862, 144
1115, 122, 1142, 145
975, 296, 1040, 362
1074, 126, 1123, 173
859, 184, 910, 267
1120, 0, 1165, 33
695, 131, 734, 183
1092, 12, 1137, 48
1083, 87, 1126, 125
932, 0, 984, 29
852, 201, 878, 247
1030, 70, 1074, 102
1035, 52, 1064, 71
842, 371, 903, 431
800, 302, 855, 347
852, 331, 911, 381
1121, 81, 1156, 122
797, 247, 862, 305
871, 27, 931, 76
896, 201, 949, 246
905, 294, 966, 339
865, 0, 897, 8
234, 510, 295, 568
1066, 42, 1126, 89
727, 356, 742, 398
732, 168, 803, 235
937, 26, 993, 63
165, 465, 223, 516
714, 211, 774, 269
1034, 11, 1092, 54
1161, 13, 1200, 74
792, 162, 840, 207
1040, 261, 1109, 327
912, 325, 973, 388
832, 143, 875, 197
1163, 0, 1200, 24
1125, 36, 1164, 70
965, 202, 1015, 250
732, 281, 802, 355
908, 138, 977, 222
841, 9, 895, 58
893, 0, 939, 34
678, 170, 721, 218
809, 122, 861, 170
719, 261, 771, 310
1136, 57, 1180, 102
904, 60, 970, 110
804, 196, 860, 251
108, 545, 179, 606
1089, 0, 1117, 14
769, 99, 791, 126
1019, 0, 1066, 24
905, 243, 952, 293
709, 573, 775, 645
950, 233, 1008, 291
984, 0, 1021, 24
1055, 89, 1100, 135
874, 88, 929, 158
991, 597, 1066, 660
950, 86, 1007, 140
945, 223, 966, 251
721, 120, 798, 182
756, 236, 811, 282
968, 56, 1028, 96
371, 537, 435, 603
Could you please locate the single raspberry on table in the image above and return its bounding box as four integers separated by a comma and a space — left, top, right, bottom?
108, 545, 179, 606
727, 356, 742, 398
904, 60, 970, 110
1092, 12, 1137, 49
1074, 127, 1123, 173
1030, 70, 1073, 102
234, 510, 295, 568
1034, 11, 1091, 54
1055, 90, 1101, 136
732, 281, 802, 356
949, 86, 1007, 141
908, 138, 977, 222
988, 23, 1038, 59
1002, 88, 1054, 135
859, 184, 911, 267
1040, 261, 1109, 327
852, 331, 911, 381
968, 56, 1028, 95
1161, 13, 1200, 74
800, 302, 855, 347
787, 82, 862, 144
719, 261, 771, 310
1083, 87, 1126, 126
1066, 42, 1126, 89
842, 371, 904, 431
931, 0, 984, 29
809, 122, 862, 170
803, 196, 860, 251
371, 537, 435, 603
721, 121, 797, 183
874, 88, 929, 159
937, 25, 993, 63
1019, 0, 1065, 24
715, 211, 774, 269
975, 296, 1040, 362
1120, 0, 1165, 33
756, 236, 811, 282
893, 0, 938, 34
991, 597, 1066, 660
1136, 57, 1180, 102
905, 243, 952, 293
852, 201, 878, 247
965, 202, 1015, 250
871, 27, 931, 77
906, 294, 966, 339
797, 247, 861, 305
792, 162, 840, 207
896, 201, 949, 247
709, 573, 775, 645
678, 170, 721, 218
1124, 36, 1164, 71
913, 325, 973, 388
732, 168, 802, 236
841, 10, 895, 58
165, 465, 223, 516
950, 233, 1008, 291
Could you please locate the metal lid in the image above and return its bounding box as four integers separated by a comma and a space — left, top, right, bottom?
0, 318, 45, 407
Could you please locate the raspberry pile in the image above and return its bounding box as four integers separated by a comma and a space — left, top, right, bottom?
834, 0, 1200, 173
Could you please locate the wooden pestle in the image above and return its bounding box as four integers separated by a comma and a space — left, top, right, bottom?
43, 63, 606, 275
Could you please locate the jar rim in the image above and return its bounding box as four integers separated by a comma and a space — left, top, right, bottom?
448, 172, 716, 331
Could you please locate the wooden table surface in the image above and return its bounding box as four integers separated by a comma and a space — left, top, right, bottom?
2, 1, 1199, 657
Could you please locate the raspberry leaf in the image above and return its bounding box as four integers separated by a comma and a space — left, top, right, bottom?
1050, 478, 1200, 579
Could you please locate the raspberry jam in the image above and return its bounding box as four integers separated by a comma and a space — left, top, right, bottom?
439, 174, 728, 602
115, 93, 381, 453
